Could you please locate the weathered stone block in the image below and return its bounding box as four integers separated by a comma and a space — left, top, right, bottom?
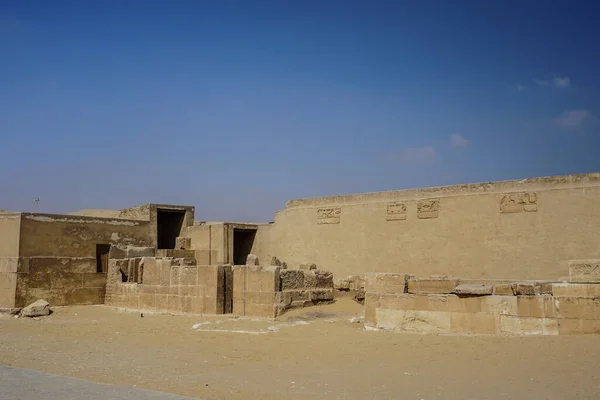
303, 270, 333, 289
552, 283, 600, 298
309, 289, 335, 301
555, 297, 580, 319
156, 249, 195, 259
64, 287, 105, 305
579, 298, 600, 320
581, 319, 600, 334
280, 270, 305, 290
451, 312, 499, 334
20, 299, 50, 317
126, 246, 155, 258
376, 309, 451, 333
246, 254, 259, 266
408, 278, 457, 294
569, 260, 600, 283
517, 296, 545, 318
365, 273, 409, 294
139, 293, 156, 309
364, 294, 379, 326
453, 284, 493, 296
299, 263, 317, 270
511, 282, 541, 296
82, 273, 106, 288
558, 319, 582, 335
155, 294, 168, 310
175, 237, 191, 250
0, 258, 19, 273
180, 267, 198, 286
139, 257, 159, 285
493, 284, 514, 296
481, 296, 518, 316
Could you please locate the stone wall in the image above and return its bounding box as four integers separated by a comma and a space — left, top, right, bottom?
365, 260, 600, 335
258, 173, 600, 279
104, 257, 228, 315
18, 213, 152, 257
0, 213, 21, 308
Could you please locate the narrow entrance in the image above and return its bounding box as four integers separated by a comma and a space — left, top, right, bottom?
233, 229, 256, 265
96, 244, 110, 273
157, 209, 186, 249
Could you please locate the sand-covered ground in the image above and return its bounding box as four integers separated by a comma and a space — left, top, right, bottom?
1, 299, 600, 399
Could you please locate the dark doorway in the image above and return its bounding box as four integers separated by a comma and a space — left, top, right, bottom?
157, 209, 186, 249
233, 229, 256, 265
96, 244, 110, 273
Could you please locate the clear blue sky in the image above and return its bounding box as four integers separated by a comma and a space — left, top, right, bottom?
1, 1, 599, 221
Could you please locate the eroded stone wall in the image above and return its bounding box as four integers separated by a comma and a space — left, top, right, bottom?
260, 173, 600, 279
365, 260, 600, 335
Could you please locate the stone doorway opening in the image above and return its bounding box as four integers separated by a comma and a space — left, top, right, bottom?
233, 229, 256, 265
157, 209, 185, 249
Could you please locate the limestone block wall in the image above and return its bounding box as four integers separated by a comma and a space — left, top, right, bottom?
365, 262, 600, 335
19, 257, 106, 307
232, 266, 280, 318
262, 173, 600, 279
0, 213, 21, 308
105, 257, 228, 315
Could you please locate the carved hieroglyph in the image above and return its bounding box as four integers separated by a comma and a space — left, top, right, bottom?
317, 207, 341, 224
417, 199, 439, 219
499, 192, 538, 213
386, 202, 407, 221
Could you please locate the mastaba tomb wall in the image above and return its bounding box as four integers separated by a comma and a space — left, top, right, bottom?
256, 173, 600, 280
0, 212, 22, 308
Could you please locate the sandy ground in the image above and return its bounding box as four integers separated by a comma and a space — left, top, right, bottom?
1, 299, 600, 400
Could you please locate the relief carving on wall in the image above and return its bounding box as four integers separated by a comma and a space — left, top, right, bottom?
417, 199, 439, 219
386, 202, 407, 221
499, 192, 538, 213
317, 207, 341, 224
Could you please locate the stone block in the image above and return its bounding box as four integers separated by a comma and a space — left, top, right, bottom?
517, 296, 545, 318
493, 284, 514, 296
51, 271, 84, 290
364, 294, 379, 326
180, 267, 198, 286
180, 296, 193, 313
20, 299, 50, 317
246, 266, 280, 293
155, 294, 168, 310
511, 282, 541, 296
15, 273, 28, 308
126, 246, 155, 258
581, 319, 600, 334
312, 270, 334, 288
140, 257, 159, 285
552, 283, 600, 298
543, 296, 558, 318
407, 278, 457, 294
426, 295, 449, 312
109, 246, 127, 259
191, 296, 204, 314
246, 303, 277, 318
171, 258, 197, 266
246, 254, 259, 266
555, 297, 581, 319
156, 249, 195, 259
481, 296, 518, 316
451, 312, 499, 334
168, 295, 182, 312
365, 273, 409, 294
27, 270, 51, 290
309, 289, 335, 301
558, 319, 582, 335
64, 287, 105, 305
139, 293, 156, 309
376, 309, 451, 333
170, 266, 181, 286
175, 237, 191, 250
0, 258, 19, 273
82, 273, 107, 288
280, 270, 305, 290
335, 275, 365, 291
569, 260, 600, 283
579, 298, 600, 320
453, 284, 493, 296
500, 316, 546, 335
299, 263, 317, 270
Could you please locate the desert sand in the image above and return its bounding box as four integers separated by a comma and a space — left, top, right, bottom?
1, 299, 599, 400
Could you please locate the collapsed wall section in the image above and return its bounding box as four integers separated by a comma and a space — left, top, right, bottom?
365, 260, 600, 335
